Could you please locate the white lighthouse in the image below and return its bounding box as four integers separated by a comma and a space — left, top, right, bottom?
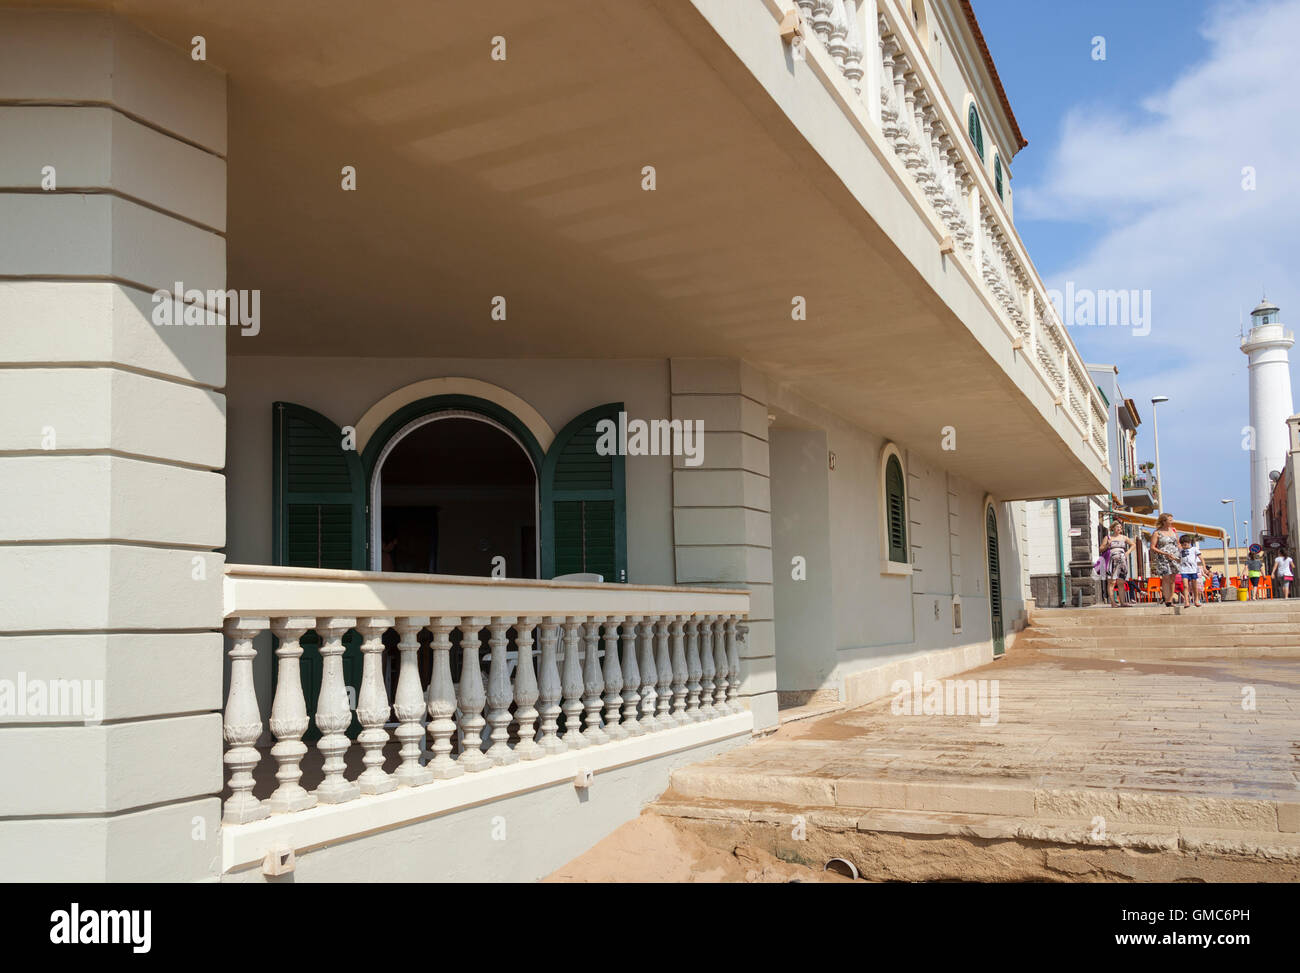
1241, 298, 1295, 543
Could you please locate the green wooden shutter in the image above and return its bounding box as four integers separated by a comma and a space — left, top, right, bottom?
272, 402, 367, 737
540, 403, 627, 582
994, 155, 1004, 200
968, 104, 984, 161
987, 505, 1005, 656
273, 402, 367, 569
886, 455, 907, 563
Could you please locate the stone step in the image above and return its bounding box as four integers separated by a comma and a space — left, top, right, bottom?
1032, 603, 1300, 623
1030, 622, 1300, 637
1025, 634, 1300, 650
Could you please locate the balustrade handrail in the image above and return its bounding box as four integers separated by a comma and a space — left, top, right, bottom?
779, 0, 1108, 468
220, 564, 751, 833
872, 0, 1107, 424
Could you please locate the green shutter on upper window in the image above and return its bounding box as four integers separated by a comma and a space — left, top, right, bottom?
886, 455, 908, 563
968, 104, 984, 161
994, 155, 1004, 200
541, 403, 627, 582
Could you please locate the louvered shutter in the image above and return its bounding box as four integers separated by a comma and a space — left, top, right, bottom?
886, 455, 908, 563
987, 505, 1005, 656
541, 403, 627, 582
271, 402, 367, 737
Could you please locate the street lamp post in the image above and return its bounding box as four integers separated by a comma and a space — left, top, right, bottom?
1221, 498, 1241, 576
1151, 396, 1169, 513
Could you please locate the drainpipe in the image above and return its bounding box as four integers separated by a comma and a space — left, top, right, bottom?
1054, 499, 1067, 607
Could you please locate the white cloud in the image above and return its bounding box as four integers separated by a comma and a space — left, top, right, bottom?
1022, 0, 1300, 530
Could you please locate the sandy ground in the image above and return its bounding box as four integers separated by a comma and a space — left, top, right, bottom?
543, 811, 854, 883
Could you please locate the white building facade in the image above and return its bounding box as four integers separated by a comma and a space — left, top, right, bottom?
0, 1, 1109, 882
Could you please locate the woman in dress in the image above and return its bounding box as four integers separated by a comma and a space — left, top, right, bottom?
1148, 513, 1181, 608
1105, 521, 1135, 607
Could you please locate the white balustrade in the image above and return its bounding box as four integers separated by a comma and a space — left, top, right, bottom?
220, 567, 750, 827
795, 0, 1108, 470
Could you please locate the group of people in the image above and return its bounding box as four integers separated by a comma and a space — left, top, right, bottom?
1100, 513, 1295, 609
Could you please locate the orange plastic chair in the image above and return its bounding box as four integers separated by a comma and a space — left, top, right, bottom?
1145, 577, 1161, 602
1260, 577, 1273, 599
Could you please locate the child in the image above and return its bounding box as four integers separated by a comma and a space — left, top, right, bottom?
1178, 535, 1200, 607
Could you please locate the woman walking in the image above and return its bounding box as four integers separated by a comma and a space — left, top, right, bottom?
1148, 513, 1182, 608
1105, 521, 1135, 607
1273, 549, 1294, 599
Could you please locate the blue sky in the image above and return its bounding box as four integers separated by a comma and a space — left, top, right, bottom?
973, 0, 1300, 539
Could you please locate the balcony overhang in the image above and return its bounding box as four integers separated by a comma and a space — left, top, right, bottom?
32, 0, 1107, 500
1121, 487, 1157, 515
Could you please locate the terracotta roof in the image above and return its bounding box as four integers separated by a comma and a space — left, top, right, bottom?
958, 0, 1028, 151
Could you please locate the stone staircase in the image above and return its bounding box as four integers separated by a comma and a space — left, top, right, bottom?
1020, 600, 1300, 658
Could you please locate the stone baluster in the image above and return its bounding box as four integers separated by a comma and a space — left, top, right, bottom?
390, 616, 432, 787
811, 0, 834, 44
222, 616, 269, 824
266, 616, 317, 813
879, 33, 900, 139
602, 616, 628, 740
827, 0, 850, 69
842, 0, 863, 91
536, 616, 566, 755
456, 618, 491, 772
485, 616, 519, 765
698, 614, 717, 719
712, 617, 730, 713
653, 617, 674, 730
581, 616, 609, 745
426, 616, 463, 779
513, 616, 542, 760
619, 616, 644, 737
726, 616, 744, 713
561, 616, 589, 749
356, 616, 397, 794
637, 617, 658, 731
670, 615, 689, 725
893, 58, 915, 160
314, 616, 360, 804
913, 94, 935, 188
796, 0, 817, 24
685, 616, 703, 720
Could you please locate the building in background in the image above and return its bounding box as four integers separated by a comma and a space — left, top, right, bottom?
1262, 414, 1300, 568
1242, 299, 1294, 544
1025, 364, 1149, 606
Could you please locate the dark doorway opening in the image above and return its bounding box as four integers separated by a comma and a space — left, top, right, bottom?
378, 416, 538, 578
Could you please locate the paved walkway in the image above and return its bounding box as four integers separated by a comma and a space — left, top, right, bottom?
668, 649, 1300, 832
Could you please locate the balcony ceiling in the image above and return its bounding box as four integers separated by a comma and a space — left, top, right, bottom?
22, 0, 1105, 499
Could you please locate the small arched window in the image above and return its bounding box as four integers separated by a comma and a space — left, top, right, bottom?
968, 103, 984, 161
994, 154, 1004, 200
885, 454, 907, 563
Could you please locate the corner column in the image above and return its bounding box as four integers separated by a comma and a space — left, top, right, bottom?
0, 10, 228, 880
670, 359, 776, 729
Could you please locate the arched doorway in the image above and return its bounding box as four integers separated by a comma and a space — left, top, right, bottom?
986, 504, 1005, 657
371, 412, 539, 578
